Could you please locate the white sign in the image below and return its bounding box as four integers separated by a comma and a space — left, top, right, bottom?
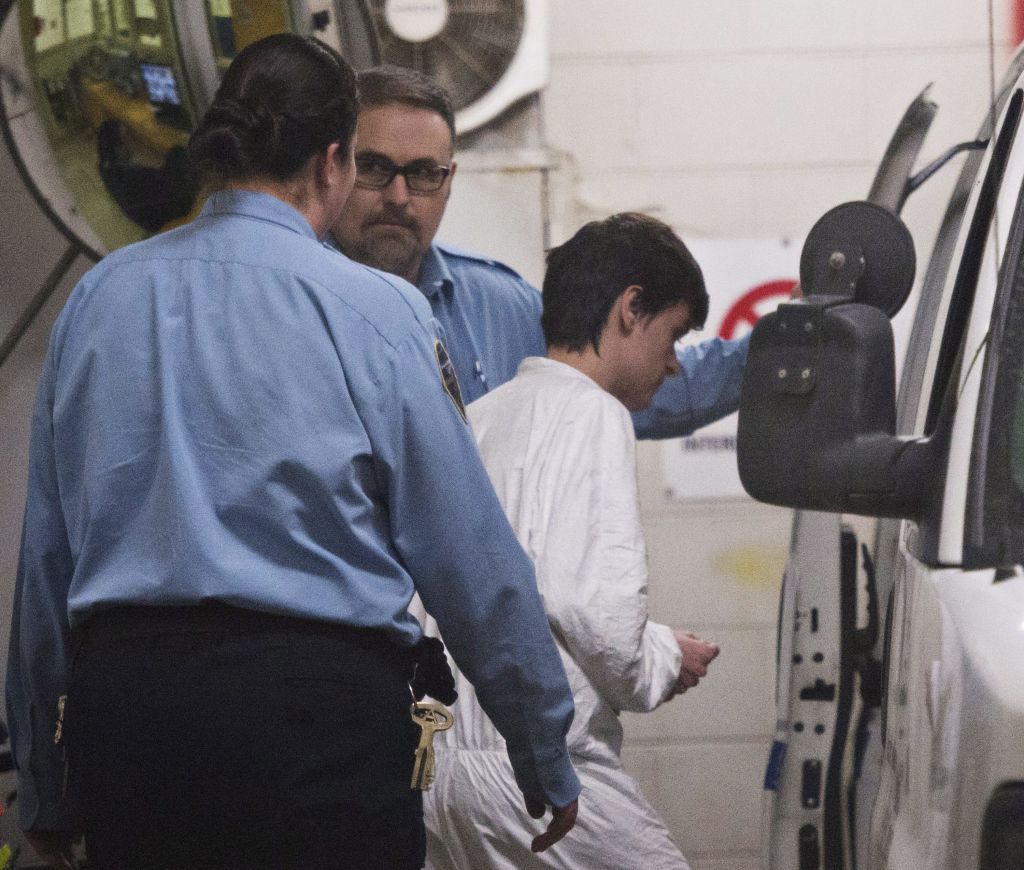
662, 237, 801, 501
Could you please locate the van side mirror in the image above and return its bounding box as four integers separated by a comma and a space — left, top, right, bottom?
737, 299, 929, 518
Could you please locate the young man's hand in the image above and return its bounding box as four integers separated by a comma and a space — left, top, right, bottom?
672, 631, 720, 695
524, 794, 579, 852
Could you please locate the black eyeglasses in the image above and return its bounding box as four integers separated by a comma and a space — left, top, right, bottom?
355, 154, 451, 194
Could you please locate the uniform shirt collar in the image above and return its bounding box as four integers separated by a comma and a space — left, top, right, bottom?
201, 189, 319, 241
417, 244, 455, 300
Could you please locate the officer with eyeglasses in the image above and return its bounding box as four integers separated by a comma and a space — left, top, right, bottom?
331, 65, 749, 438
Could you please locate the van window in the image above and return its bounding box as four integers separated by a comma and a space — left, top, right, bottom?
925, 89, 1024, 436
896, 147, 985, 435
968, 276, 1024, 565
966, 108, 1024, 567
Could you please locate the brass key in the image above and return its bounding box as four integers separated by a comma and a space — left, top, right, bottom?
410, 700, 454, 791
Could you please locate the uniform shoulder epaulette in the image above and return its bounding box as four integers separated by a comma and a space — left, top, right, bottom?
435, 242, 525, 280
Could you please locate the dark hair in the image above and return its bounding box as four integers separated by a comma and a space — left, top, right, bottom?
189, 34, 358, 184
541, 213, 708, 353
357, 65, 456, 143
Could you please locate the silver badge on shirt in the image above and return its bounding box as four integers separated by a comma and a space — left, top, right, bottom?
434, 340, 467, 423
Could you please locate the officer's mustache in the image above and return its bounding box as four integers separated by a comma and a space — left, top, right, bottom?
366, 208, 417, 231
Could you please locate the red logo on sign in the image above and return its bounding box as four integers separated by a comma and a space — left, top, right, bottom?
718, 279, 798, 339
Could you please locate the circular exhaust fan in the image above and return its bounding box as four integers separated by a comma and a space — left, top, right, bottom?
362, 0, 547, 134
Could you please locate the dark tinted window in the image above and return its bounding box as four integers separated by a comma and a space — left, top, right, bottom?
924, 89, 1023, 436
966, 149, 1024, 566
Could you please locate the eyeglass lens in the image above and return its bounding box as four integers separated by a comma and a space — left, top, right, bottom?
355, 155, 449, 192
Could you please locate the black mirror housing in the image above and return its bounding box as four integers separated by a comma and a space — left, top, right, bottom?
737, 300, 928, 518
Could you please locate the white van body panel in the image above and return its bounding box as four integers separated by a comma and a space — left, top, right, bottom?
871, 562, 1024, 870
762, 510, 847, 870
877, 70, 1024, 864
936, 333, 986, 564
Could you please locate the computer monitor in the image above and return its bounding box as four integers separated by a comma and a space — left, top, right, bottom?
139, 62, 181, 107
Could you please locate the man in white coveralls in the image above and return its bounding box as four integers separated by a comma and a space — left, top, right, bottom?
424, 213, 721, 869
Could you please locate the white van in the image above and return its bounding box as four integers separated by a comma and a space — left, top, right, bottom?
744, 50, 1024, 870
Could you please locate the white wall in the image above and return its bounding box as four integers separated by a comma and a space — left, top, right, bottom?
540, 3, 1016, 868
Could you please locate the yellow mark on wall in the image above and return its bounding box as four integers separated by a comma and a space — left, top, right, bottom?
713, 545, 787, 588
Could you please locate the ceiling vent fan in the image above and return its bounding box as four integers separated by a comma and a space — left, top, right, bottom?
354, 0, 547, 134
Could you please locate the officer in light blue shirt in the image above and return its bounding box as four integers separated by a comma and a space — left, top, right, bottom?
7, 35, 578, 870
332, 65, 749, 438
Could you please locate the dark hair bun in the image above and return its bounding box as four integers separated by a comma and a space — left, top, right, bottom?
188, 35, 358, 185
189, 100, 274, 180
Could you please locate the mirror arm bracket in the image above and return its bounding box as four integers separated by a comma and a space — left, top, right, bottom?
768, 301, 829, 395
907, 138, 989, 195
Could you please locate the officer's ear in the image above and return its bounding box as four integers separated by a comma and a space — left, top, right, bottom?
321, 141, 353, 191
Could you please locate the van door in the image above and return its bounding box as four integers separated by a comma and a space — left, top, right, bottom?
763, 50, 1024, 870
762, 89, 937, 870
871, 79, 1024, 870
